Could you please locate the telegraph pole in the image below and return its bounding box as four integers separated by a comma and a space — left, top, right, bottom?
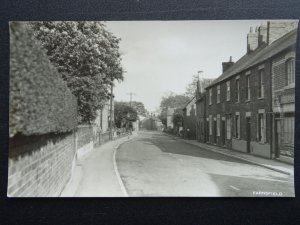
127, 92, 136, 106
109, 82, 114, 140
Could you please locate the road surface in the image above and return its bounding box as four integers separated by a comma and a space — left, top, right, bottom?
116, 131, 294, 197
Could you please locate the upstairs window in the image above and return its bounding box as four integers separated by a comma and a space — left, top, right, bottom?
235, 79, 240, 102
209, 89, 212, 105
286, 58, 295, 85
246, 75, 251, 101
258, 70, 265, 98
217, 85, 220, 103
226, 81, 230, 101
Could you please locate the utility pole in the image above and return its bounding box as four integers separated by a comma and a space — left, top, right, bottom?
197, 70, 204, 93
127, 92, 136, 106
109, 82, 114, 140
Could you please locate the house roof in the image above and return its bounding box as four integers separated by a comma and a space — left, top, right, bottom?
206, 28, 298, 89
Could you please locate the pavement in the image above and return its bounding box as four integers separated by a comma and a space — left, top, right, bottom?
116, 131, 294, 197
170, 135, 293, 176
60, 133, 137, 197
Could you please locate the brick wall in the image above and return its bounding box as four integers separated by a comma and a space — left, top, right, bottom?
8, 132, 76, 197
206, 61, 272, 157
8, 125, 96, 197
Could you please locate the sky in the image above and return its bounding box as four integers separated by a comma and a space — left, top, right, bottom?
106, 20, 266, 112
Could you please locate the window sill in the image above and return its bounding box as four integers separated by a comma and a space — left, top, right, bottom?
284, 84, 295, 90
257, 140, 267, 145
245, 99, 251, 103
232, 137, 241, 140
258, 97, 265, 100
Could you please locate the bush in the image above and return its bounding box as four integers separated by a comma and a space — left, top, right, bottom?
9, 22, 77, 137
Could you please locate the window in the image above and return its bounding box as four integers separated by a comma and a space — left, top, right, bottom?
258, 70, 265, 98
209, 115, 212, 135
217, 115, 220, 136
286, 58, 295, 85
217, 85, 220, 103
235, 79, 240, 102
246, 75, 250, 100
283, 117, 294, 145
258, 113, 265, 142
209, 89, 212, 105
226, 81, 230, 101
226, 116, 231, 139
235, 114, 240, 138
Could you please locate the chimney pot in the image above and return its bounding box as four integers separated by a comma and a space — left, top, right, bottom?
222, 57, 234, 73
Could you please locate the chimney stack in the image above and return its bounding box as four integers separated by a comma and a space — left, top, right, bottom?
247, 26, 259, 53
267, 21, 298, 45
222, 56, 234, 73
258, 25, 268, 46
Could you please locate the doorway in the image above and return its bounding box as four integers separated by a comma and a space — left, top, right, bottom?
246, 117, 251, 153
275, 119, 281, 158
213, 120, 217, 144
222, 120, 226, 146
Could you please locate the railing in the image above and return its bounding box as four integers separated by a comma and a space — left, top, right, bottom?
93, 128, 131, 147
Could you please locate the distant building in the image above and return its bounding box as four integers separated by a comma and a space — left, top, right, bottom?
182, 97, 197, 139
195, 79, 209, 143
140, 116, 163, 131
166, 107, 175, 128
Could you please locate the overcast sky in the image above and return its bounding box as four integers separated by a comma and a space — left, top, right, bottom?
106, 20, 266, 112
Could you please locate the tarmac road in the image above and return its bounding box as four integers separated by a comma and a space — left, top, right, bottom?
116, 131, 294, 197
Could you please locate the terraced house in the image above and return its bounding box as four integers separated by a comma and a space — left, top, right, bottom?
204, 21, 297, 162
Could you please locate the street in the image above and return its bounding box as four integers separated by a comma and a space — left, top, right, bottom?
116, 131, 294, 197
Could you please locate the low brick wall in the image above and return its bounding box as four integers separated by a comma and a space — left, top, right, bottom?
76, 125, 94, 159
8, 132, 76, 197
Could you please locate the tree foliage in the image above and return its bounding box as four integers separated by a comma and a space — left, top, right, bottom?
31, 21, 123, 124
185, 75, 199, 98
159, 92, 190, 126
114, 102, 138, 128
130, 101, 148, 116
185, 75, 215, 98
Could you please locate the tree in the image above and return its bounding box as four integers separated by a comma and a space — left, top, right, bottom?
159, 92, 190, 126
130, 101, 148, 116
31, 21, 124, 124
185, 75, 199, 98
114, 102, 138, 128
185, 75, 215, 98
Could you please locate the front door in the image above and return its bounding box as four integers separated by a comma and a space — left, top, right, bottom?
246, 117, 251, 153
275, 119, 281, 158
222, 120, 226, 146
213, 120, 217, 144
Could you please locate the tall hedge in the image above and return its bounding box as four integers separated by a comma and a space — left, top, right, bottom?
9, 22, 77, 137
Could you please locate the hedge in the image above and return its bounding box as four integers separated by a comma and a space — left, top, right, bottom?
9, 22, 77, 137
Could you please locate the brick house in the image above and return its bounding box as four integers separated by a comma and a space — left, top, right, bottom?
204, 21, 298, 159
182, 97, 197, 139
195, 78, 214, 143
271, 30, 297, 163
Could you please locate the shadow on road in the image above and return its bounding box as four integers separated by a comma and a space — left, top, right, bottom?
137, 132, 253, 165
